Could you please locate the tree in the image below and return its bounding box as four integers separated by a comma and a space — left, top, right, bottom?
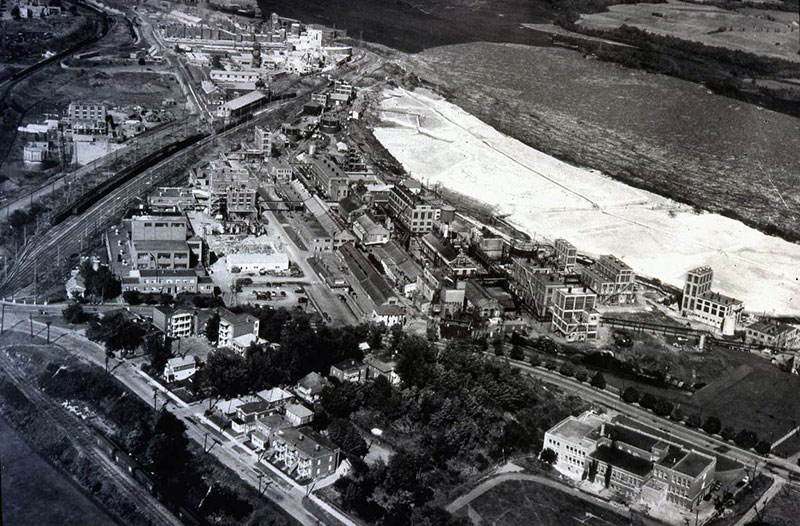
559, 362, 575, 377
653, 397, 674, 417
509, 343, 524, 361
574, 369, 588, 382
205, 312, 220, 343
540, 447, 558, 466
492, 334, 504, 356
10, 5, 20, 18
144, 334, 172, 374
685, 413, 702, 429
211, 54, 223, 69
622, 386, 640, 404
544, 360, 557, 371
62, 302, 88, 324
590, 372, 606, 390
199, 351, 248, 400
123, 290, 141, 305
328, 419, 368, 458
528, 354, 541, 367
755, 440, 772, 456
702, 416, 722, 436
721, 426, 736, 441
639, 392, 657, 410
670, 405, 684, 422
734, 429, 758, 450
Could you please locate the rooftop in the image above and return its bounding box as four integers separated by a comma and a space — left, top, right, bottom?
256, 387, 294, 404
672, 451, 715, 478
225, 90, 266, 111
332, 358, 365, 371
286, 403, 314, 419
591, 445, 653, 477
747, 319, 796, 336
700, 291, 742, 306
549, 412, 605, 443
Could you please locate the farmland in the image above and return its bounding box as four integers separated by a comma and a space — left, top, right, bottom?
577, 0, 800, 63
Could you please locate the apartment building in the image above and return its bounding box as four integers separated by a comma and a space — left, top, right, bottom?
270, 427, 339, 480
550, 286, 599, 342
329, 358, 368, 383
254, 125, 272, 154
581, 255, 636, 305
218, 308, 260, 348
153, 306, 195, 338
387, 183, 440, 235
681, 267, 743, 335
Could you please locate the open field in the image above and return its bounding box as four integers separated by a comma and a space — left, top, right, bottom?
371, 85, 800, 314
755, 485, 800, 526
578, 0, 800, 63
452, 479, 627, 526
687, 356, 800, 444
0, 415, 116, 526
404, 43, 800, 247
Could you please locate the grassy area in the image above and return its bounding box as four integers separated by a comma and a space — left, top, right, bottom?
688, 360, 800, 445
753, 485, 800, 526
453, 479, 627, 526
707, 475, 773, 526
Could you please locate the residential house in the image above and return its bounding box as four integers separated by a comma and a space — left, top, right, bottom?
270, 427, 339, 480
293, 372, 329, 403
163, 356, 197, 383
218, 308, 260, 348
364, 354, 400, 385
329, 358, 368, 383
153, 306, 195, 338
255, 387, 295, 409
285, 403, 315, 426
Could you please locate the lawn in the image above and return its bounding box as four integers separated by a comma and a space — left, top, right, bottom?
687, 358, 800, 446
754, 485, 800, 526
453, 479, 628, 526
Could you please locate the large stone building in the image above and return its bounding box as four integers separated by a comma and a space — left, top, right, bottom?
550, 286, 599, 342
387, 183, 441, 235
544, 412, 717, 510
581, 255, 636, 305
681, 267, 743, 335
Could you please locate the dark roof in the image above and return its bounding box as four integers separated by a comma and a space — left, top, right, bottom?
591, 445, 652, 477
603, 423, 664, 453
238, 400, 271, 415
421, 233, 458, 262
332, 358, 366, 371
338, 195, 363, 215
747, 319, 796, 336
672, 451, 714, 478
338, 243, 394, 306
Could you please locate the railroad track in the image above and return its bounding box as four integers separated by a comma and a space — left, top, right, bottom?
0, 338, 184, 526
0, 93, 315, 298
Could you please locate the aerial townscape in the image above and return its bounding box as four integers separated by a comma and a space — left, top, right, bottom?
1, 0, 800, 525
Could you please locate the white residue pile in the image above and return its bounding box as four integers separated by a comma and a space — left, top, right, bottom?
373, 87, 800, 314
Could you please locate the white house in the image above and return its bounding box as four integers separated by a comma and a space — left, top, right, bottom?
371, 304, 406, 326
163, 356, 197, 383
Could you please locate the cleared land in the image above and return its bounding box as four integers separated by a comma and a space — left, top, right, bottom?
755, 486, 800, 526
372, 86, 800, 314
687, 355, 800, 444
452, 479, 627, 526
405, 43, 800, 244
578, 0, 800, 63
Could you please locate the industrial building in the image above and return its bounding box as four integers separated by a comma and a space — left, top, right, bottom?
550, 286, 599, 341
681, 266, 743, 335
581, 255, 636, 305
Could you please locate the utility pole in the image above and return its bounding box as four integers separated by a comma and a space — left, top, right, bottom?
1, 453, 4, 526
1, 304, 4, 335
46, 321, 51, 344
29, 313, 33, 339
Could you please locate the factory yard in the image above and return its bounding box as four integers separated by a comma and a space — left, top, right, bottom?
372, 86, 800, 314
577, 0, 800, 63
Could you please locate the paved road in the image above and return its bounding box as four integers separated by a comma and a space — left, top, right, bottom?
0, 306, 347, 526
494, 354, 800, 481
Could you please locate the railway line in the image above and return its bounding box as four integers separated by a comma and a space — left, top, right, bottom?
0, 334, 184, 526
0, 94, 312, 298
